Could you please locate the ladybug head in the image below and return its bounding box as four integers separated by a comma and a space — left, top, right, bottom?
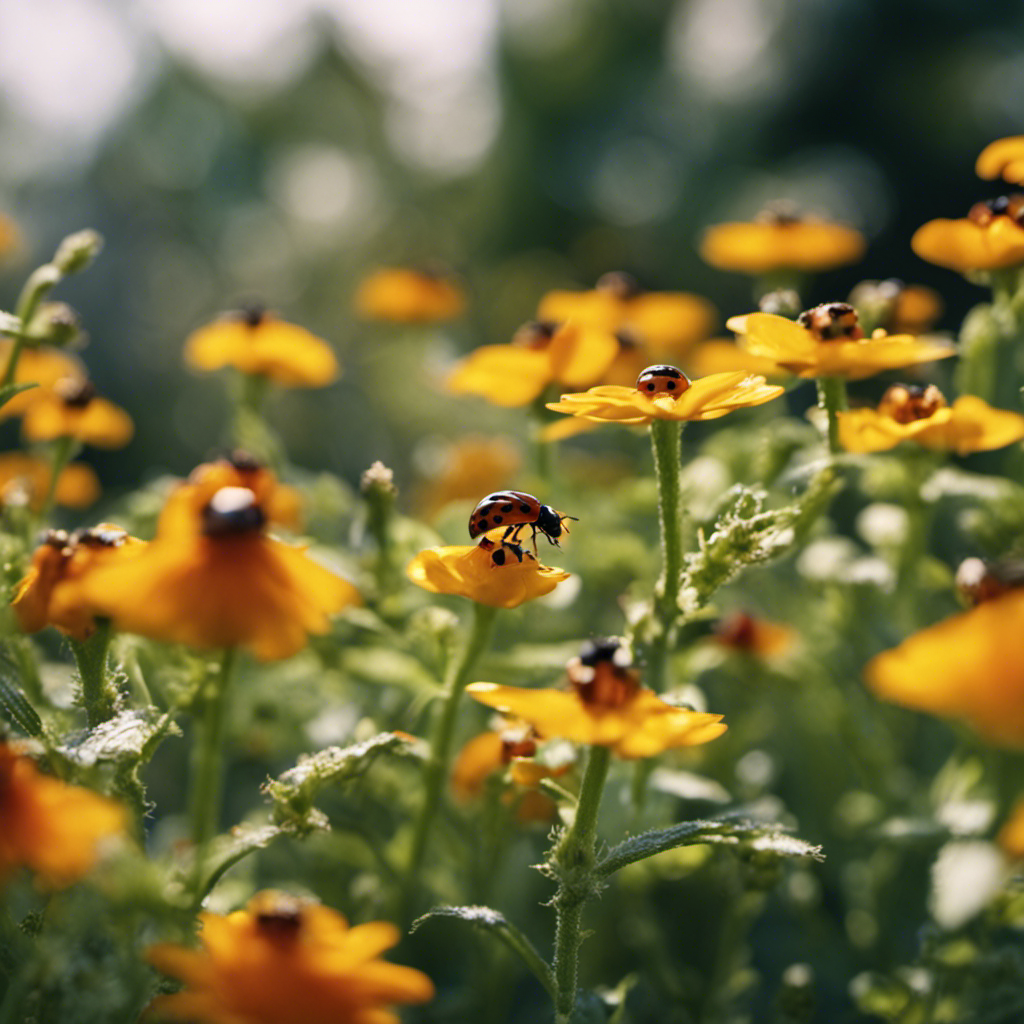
535, 504, 563, 540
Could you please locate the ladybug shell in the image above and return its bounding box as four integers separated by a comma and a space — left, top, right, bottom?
636, 364, 690, 396
469, 490, 542, 539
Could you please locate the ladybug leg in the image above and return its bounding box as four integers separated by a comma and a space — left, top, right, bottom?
529, 524, 540, 557
506, 541, 525, 563
502, 525, 515, 542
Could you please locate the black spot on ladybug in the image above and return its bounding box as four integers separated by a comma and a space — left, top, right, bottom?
667, 380, 676, 390
501, 503, 514, 512
646, 383, 655, 391
493, 515, 503, 524
477, 518, 489, 530
520, 503, 532, 514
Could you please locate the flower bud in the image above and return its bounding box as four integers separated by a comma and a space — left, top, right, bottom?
758, 288, 802, 318
52, 229, 103, 275
24, 302, 83, 348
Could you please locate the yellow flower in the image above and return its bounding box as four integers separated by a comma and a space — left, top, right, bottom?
414, 436, 521, 521
406, 538, 570, 609
447, 320, 620, 408
72, 469, 360, 661
839, 386, 1024, 455
21, 378, 133, 448
0, 341, 86, 420
536, 271, 715, 356
353, 267, 465, 323
546, 364, 783, 428
847, 279, 944, 335
728, 305, 955, 380
684, 339, 786, 379
0, 453, 99, 509
712, 611, 796, 658
865, 587, 1024, 747
12, 525, 146, 640
912, 197, 1024, 272
997, 798, 1024, 860
184, 305, 339, 387
0, 213, 20, 258
976, 136, 1024, 187
0, 742, 126, 888
700, 207, 865, 274
187, 452, 304, 532
147, 891, 434, 1024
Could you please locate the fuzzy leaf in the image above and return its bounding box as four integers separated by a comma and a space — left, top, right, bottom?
58, 708, 178, 767
411, 905, 555, 997
0, 670, 43, 737
199, 820, 306, 897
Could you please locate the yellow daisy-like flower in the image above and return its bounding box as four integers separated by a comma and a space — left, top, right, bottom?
12, 525, 146, 640
406, 538, 570, 609
0, 341, 86, 420
353, 267, 465, 323
997, 798, 1024, 860
0, 742, 126, 889
536, 271, 715, 356
415, 436, 521, 521
185, 306, 339, 387
700, 208, 865, 274
0, 453, 99, 509
912, 197, 1024, 272
838, 386, 1024, 455
21, 378, 133, 448
447, 320, 620, 408
546, 365, 783, 428
728, 305, 955, 380
467, 639, 726, 759
976, 136, 1024, 187
865, 587, 1024, 748
685, 339, 786, 379
712, 611, 796, 658
147, 891, 434, 1024
73, 470, 360, 661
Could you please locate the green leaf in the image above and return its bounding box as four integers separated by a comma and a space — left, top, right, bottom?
0, 381, 37, 415
0, 669, 43, 737
199, 820, 301, 897
57, 708, 179, 767
596, 818, 823, 878
411, 905, 555, 998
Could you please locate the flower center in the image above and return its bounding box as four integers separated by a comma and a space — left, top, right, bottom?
54, 377, 96, 408
755, 200, 802, 226
238, 302, 267, 328
968, 195, 1024, 227
568, 637, 640, 708
877, 384, 947, 424
636, 364, 691, 397
252, 892, 306, 943
202, 487, 266, 537
714, 611, 758, 651
596, 270, 642, 300
512, 320, 559, 350
955, 557, 1024, 606
500, 726, 538, 762
797, 302, 864, 342
70, 525, 130, 549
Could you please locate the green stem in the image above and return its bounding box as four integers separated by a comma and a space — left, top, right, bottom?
552, 744, 612, 1023
240, 372, 270, 417
189, 648, 237, 892
38, 436, 77, 523
815, 377, 848, 455
68, 619, 116, 727
402, 602, 498, 917
647, 419, 685, 691
1, 265, 61, 388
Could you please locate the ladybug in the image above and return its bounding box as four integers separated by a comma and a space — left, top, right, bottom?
478, 536, 530, 567
469, 491, 576, 553
636, 365, 691, 396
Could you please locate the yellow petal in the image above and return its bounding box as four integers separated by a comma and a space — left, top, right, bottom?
547, 323, 619, 387
447, 346, 551, 407
700, 221, 865, 274
976, 136, 1024, 185
354, 268, 464, 323
915, 395, 1024, 454
912, 217, 1024, 272
686, 339, 783, 378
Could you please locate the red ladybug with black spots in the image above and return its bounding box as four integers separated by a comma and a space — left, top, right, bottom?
468, 490, 576, 553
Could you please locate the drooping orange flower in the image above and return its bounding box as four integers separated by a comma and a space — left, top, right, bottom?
976, 137, 1024, 188
865, 587, 1024, 747
73, 469, 359, 661
0, 743, 126, 888
407, 537, 570, 609
0, 341, 86, 420
712, 611, 796, 658
447, 320, 620, 408
185, 305, 339, 387
12, 525, 146, 640
147, 890, 434, 1024
728, 305, 955, 380
468, 638, 726, 759
21, 378, 133, 448
700, 207, 865, 274
353, 267, 465, 323
912, 196, 1024, 272
838, 386, 1024, 455
0, 453, 99, 509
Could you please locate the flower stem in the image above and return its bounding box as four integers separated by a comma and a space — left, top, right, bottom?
68, 619, 116, 727
402, 601, 498, 918
647, 418, 685, 691
552, 744, 612, 1023
815, 376, 847, 455
0, 264, 61, 388
189, 647, 237, 892
38, 435, 77, 522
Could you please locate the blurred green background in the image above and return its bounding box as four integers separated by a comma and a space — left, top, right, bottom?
0, 0, 1021, 494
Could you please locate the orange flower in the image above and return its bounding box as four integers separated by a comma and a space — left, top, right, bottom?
839, 386, 1024, 455
700, 207, 865, 274
997, 798, 1024, 860
712, 611, 796, 658
0, 453, 99, 509
468, 638, 726, 759
865, 587, 1024, 747
21, 378, 133, 448
186, 452, 304, 531
448, 320, 621, 408
0, 742, 126, 888
185, 305, 339, 387
545, 365, 783, 429
0, 341, 85, 419
12, 525, 146, 640
912, 197, 1024, 272
976, 136, 1024, 187
148, 890, 434, 1024
353, 267, 465, 323
728, 305, 955, 380
72, 470, 360, 661
406, 538, 570, 609
0, 213, 19, 258
536, 271, 714, 356
415, 436, 521, 521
